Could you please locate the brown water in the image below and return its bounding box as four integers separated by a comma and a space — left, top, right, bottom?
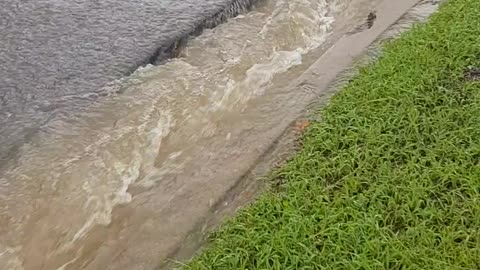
0, 0, 434, 269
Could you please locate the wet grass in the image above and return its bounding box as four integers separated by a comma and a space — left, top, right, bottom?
185, 0, 480, 269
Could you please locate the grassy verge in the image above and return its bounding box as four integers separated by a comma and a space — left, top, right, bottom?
186, 0, 480, 269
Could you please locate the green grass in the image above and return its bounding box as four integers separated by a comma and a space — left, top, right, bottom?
185, 0, 480, 269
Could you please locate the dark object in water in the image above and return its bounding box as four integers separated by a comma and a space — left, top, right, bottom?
367, 11, 377, 29
348, 10, 377, 35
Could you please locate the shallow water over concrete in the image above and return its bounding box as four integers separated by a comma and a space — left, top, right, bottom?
0, 0, 440, 269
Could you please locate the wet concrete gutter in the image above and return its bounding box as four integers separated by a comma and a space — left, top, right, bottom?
162, 0, 444, 268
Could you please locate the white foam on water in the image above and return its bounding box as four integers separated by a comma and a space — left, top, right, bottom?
211, 49, 304, 111
68, 110, 175, 248
169, 0, 336, 112
133, 112, 177, 188
127, 0, 337, 187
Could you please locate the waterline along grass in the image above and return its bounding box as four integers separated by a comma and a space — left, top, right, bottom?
186, 0, 480, 269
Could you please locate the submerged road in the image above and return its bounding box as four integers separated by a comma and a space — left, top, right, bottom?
0, 0, 249, 165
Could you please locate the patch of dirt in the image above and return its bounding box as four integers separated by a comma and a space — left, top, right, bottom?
465, 67, 480, 81
293, 119, 311, 134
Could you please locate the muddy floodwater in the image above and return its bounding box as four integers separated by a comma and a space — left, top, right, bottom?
0, 0, 437, 269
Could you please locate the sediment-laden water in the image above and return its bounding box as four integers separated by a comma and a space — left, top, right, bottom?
0, 0, 387, 269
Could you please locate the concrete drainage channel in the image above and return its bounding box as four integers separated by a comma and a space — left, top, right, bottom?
164, 0, 444, 268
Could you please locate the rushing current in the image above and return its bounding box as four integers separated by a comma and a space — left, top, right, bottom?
0, 0, 259, 166
0, 0, 397, 269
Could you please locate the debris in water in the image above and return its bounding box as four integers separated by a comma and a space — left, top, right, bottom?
367, 11, 377, 29
348, 10, 377, 35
